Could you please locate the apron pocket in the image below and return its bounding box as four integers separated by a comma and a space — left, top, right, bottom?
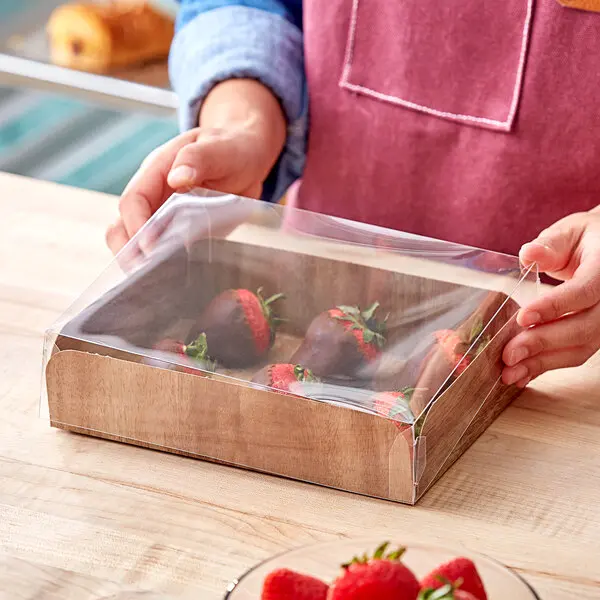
340, 0, 534, 131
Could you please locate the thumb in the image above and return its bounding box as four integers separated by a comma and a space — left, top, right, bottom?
166, 128, 263, 195
520, 226, 580, 278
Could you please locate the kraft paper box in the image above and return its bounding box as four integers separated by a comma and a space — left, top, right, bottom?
42, 190, 538, 504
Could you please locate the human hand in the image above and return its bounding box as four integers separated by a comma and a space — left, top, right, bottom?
106, 79, 286, 255
502, 210, 600, 386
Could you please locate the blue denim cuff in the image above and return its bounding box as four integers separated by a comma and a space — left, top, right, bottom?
275, 86, 306, 198
168, 5, 306, 201
175, 0, 303, 31
169, 5, 304, 130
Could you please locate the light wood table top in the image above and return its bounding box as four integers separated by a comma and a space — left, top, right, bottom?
1, 172, 599, 600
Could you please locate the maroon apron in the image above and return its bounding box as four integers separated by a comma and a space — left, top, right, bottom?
290, 0, 600, 255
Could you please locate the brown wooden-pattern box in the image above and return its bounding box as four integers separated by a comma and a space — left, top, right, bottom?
43, 196, 534, 504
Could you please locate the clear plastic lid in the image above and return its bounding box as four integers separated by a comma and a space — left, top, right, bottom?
41, 189, 538, 502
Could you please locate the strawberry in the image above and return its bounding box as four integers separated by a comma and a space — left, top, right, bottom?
191, 287, 284, 368
252, 363, 318, 393
152, 334, 215, 374
328, 542, 420, 600
372, 389, 415, 431
420, 558, 487, 600
261, 568, 328, 600
291, 302, 386, 378
434, 330, 471, 376
418, 580, 479, 600
452, 592, 479, 600
434, 318, 490, 377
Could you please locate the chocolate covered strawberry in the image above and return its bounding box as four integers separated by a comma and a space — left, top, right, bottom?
192, 287, 284, 368
435, 330, 471, 376
261, 568, 329, 600
152, 334, 215, 374
328, 542, 420, 600
372, 388, 415, 431
434, 319, 490, 377
252, 363, 318, 394
420, 558, 487, 600
291, 302, 386, 378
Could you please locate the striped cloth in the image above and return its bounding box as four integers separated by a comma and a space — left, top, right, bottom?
0, 85, 178, 196
0, 0, 28, 20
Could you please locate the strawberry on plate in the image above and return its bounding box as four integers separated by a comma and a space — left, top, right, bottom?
328, 541, 420, 600
420, 557, 487, 600
252, 363, 318, 394
419, 580, 479, 599
291, 302, 386, 379
261, 568, 328, 600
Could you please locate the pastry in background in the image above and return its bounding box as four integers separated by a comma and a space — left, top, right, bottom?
47, 1, 174, 73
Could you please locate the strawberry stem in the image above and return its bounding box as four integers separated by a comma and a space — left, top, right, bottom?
333, 302, 387, 349
361, 301, 380, 322
341, 542, 406, 569
373, 541, 390, 559
184, 333, 216, 370
469, 317, 484, 343
418, 577, 464, 600
256, 287, 286, 342
293, 365, 318, 383
264, 292, 286, 306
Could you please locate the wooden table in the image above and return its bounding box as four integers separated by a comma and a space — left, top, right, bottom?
1, 172, 599, 599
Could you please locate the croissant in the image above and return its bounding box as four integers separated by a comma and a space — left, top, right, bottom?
47, 1, 174, 73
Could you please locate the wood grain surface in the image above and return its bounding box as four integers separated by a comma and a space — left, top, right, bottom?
1, 173, 599, 599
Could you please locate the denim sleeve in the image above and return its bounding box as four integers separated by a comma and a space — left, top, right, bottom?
176, 0, 303, 31
169, 0, 307, 202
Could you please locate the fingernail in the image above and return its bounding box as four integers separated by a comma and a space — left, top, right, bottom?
508, 346, 529, 366
519, 311, 541, 327
168, 165, 196, 187
504, 364, 529, 386
519, 241, 554, 268
522, 240, 554, 253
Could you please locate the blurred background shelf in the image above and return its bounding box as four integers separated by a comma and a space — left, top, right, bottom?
0, 0, 180, 195
0, 54, 177, 115
0, 0, 178, 113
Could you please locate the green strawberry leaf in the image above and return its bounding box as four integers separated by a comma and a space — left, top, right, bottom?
341, 542, 406, 571
361, 301, 380, 322
184, 333, 208, 359
374, 332, 386, 349
385, 547, 406, 561
418, 583, 455, 600
373, 541, 389, 559
184, 333, 216, 371
293, 365, 318, 383
333, 302, 387, 350
469, 317, 484, 343
264, 292, 286, 306
337, 305, 360, 316
414, 413, 426, 437
256, 288, 285, 341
